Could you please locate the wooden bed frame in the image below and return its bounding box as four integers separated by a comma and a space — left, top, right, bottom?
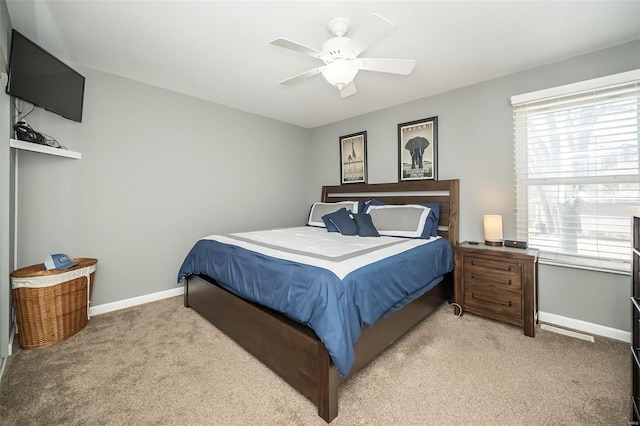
184, 179, 459, 422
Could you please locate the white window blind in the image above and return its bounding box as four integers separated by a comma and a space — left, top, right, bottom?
512, 71, 640, 273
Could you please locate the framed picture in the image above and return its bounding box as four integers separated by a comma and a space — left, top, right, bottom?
398, 116, 438, 181
340, 131, 367, 184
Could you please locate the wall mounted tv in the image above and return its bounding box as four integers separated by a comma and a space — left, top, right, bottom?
6, 29, 85, 123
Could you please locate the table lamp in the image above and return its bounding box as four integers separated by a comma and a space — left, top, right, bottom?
483, 215, 503, 246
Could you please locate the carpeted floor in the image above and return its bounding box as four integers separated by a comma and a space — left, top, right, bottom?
0, 296, 630, 425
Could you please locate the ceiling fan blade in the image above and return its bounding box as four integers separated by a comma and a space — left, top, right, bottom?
270, 38, 325, 60
346, 13, 395, 56
357, 58, 416, 75
340, 81, 357, 98
278, 66, 325, 85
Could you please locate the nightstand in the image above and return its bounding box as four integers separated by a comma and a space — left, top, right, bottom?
454, 242, 539, 337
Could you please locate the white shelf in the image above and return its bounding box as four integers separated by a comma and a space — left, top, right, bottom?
9, 138, 81, 159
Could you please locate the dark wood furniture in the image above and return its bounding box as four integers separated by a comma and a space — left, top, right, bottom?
454, 242, 538, 337
184, 179, 459, 423
631, 212, 640, 422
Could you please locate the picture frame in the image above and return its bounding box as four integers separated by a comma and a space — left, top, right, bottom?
340, 131, 367, 184
398, 116, 438, 181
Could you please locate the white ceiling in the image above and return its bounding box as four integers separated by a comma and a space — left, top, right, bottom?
5, 1, 640, 129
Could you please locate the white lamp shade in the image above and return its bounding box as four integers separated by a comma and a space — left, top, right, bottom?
483, 215, 503, 246
320, 61, 359, 89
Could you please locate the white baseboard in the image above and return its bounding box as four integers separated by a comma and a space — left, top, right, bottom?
0, 326, 12, 390
89, 286, 184, 317
7, 323, 15, 356
538, 311, 630, 343
0, 356, 6, 389
91, 292, 631, 343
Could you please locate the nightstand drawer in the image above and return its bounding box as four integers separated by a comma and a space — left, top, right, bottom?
464, 284, 522, 320
464, 256, 522, 275
463, 257, 522, 289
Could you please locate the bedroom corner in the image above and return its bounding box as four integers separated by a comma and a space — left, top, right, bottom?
0, 0, 15, 385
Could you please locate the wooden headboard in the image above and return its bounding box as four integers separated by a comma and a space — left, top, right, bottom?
321, 179, 459, 246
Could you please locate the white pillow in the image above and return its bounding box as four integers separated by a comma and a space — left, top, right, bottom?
365, 204, 431, 238
307, 201, 360, 228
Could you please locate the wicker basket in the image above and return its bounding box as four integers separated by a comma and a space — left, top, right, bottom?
10, 258, 98, 349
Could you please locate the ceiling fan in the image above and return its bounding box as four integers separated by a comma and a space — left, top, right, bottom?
271, 13, 416, 98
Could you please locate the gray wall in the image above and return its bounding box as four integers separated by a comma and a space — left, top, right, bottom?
309, 40, 640, 333
16, 67, 310, 305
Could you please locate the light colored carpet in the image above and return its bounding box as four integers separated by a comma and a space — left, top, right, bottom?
0, 296, 629, 425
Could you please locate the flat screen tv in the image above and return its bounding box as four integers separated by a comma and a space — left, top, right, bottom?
6, 29, 85, 123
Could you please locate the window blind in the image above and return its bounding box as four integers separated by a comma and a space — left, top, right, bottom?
513, 75, 640, 273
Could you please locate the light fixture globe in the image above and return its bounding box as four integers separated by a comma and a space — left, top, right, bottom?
320, 60, 359, 90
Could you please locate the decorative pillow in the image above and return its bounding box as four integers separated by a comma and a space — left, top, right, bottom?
324, 208, 359, 236
307, 201, 359, 228
352, 213, 380, 237
365, 204, 431, 238
322, 214, 340, 232
422, 202, 441, 237
364, 200, 440, 238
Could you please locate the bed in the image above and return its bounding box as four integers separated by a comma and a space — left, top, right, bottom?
178, 179, 459, 422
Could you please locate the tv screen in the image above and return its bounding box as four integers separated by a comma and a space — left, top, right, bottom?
6, 29, 85, 123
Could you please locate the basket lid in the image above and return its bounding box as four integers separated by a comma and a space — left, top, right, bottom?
11, 258, 97, 278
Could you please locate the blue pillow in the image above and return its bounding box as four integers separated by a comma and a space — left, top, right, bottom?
421, 203, 441, 237
324, 208, 359, 236
353, 213, 380, 237
321, 212, 340, 232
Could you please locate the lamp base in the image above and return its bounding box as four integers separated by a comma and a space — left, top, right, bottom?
485, 240, 503, 247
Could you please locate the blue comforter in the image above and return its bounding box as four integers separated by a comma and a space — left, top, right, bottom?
177, 230, 453, 376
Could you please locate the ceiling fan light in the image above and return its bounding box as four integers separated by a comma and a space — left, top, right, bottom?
320, 61, 359, 90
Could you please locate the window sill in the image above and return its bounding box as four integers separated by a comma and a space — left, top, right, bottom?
538, 256, 630, 276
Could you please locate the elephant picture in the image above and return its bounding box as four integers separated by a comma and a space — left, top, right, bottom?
340, 131, 367, 184
405, 136, 430, 170
398, 116, 438, 181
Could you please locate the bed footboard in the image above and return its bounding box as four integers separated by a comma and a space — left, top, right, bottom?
185, 274, 447, 422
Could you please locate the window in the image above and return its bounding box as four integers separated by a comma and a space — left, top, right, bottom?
512, 70, 640, 273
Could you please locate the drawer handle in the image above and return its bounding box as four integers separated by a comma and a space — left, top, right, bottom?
470, 273, 512, 286
469, 260, 518, 272
471, 292, 512, 307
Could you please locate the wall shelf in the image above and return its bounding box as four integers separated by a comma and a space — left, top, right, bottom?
9, 138, 81, 159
